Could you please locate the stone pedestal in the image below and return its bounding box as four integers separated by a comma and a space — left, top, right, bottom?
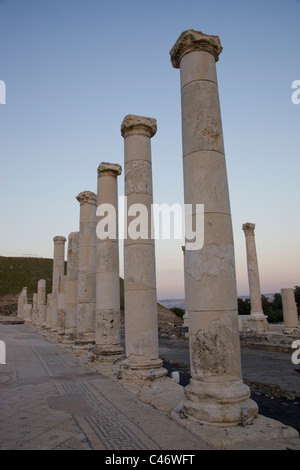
242, 223, 268, 332
76, 191, 97, 346
120, 114, 167, 380
170, 29, 258, 425
95, 162, 124, 361
65, 232, 79, 340
281, 288, 299, 333
51, 236, 66, 331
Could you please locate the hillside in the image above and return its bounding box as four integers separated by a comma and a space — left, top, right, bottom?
0, 257, 181, 331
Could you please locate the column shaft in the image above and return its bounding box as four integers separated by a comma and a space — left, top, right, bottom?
242, 222, 268, 332
121, 114, 166, 380
170, 29, 258, 425
65, 232, 79, 339
95, 162, 124, 360
76, 191, 97, 345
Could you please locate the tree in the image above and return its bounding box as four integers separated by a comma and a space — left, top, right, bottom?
238, 298, 251, 315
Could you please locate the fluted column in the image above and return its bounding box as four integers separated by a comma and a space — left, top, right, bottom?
170, 29, 258, 425
76, 191, 97, 345
120, 114, 167, 380
95, 162, 124, 361
242, 222, 268, 332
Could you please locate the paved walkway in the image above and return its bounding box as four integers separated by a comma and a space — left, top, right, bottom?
1, 322, 300, 451
159, 338, 300, 399
0, 323, 211, 451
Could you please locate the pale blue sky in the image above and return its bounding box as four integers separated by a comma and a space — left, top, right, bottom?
0, 0, 299, 299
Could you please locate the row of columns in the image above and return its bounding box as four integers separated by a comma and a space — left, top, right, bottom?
16, 29, 299, 427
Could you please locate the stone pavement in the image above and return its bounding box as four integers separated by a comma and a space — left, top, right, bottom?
159, 338, 300, 400
0, 323, 211, 451
1, 322, 300, 451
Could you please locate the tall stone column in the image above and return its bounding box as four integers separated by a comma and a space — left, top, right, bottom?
76, 191, 97, 345
57, 275, 67, 335
51, 236, 66, 330
37, 279, 46, 327
170, 30, 258, 425
242, 222, 268, 332
120, 114, 166, 380
281, 288, 299, 333
65, 232, 79, 340
181, 246, 189, 337
95, 162, 124, 361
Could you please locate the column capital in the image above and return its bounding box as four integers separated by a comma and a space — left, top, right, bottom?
76, 190, 97, 206
97, 162, 122, 177
242, 222, 256, 236
170, 29, 222, 68
121, 114, 157, 139
53, 235, 66, 244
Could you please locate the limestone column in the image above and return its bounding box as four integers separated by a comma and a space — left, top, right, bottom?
65, 232, 79, 339
120, 114, 166, 380
51, 236, 66, 330
170, 30, 258, 425
181, 246, 189, 336
95, 162, 124, 360
242, 223, 268, 332
281, 288, 299, 333
17, 287, 27, 318
57, 275, 67, 335
37, 279, 46, 327
76, 191, 97, 345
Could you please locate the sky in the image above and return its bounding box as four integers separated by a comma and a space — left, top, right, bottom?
0, 0, 299, 300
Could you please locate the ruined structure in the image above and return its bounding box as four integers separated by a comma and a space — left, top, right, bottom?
170, 29, 258, 425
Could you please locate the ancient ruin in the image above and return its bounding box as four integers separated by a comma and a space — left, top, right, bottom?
14, 28, 300, 448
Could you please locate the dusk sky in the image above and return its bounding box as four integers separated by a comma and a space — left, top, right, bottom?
0, 0, 299, 299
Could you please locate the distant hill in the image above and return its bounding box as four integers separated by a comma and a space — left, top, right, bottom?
0, 256, 53, 298
0, 257, 179, 325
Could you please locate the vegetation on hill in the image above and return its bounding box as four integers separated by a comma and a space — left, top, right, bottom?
238, 286, 300, 323
0, 256, 54, 298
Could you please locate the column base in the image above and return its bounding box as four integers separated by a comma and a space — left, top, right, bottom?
283, 327, 299, 335
183, 378, 259, 426
246, 313, 269, 332
93, 344, 125, 362
121, 357, 167, 381
74, 339, 95, 349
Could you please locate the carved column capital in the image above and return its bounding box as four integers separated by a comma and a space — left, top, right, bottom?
170, 29, 222, 68
121, 114, 157, 139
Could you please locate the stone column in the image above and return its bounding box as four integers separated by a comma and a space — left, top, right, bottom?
57, 275, 67, 335
51, 236, 66, 330
95, 162, 124, 361
32, 293, 38, 324
242, 222, 268, 332
281, 288, 299, 333
65, 232, 79, 340
37, 279, 46, 327
76, 191, 97, 345
181, 246, 189, 337
170, 30, 258, 425
17, 287, 27, 318
120, 114, 166, 380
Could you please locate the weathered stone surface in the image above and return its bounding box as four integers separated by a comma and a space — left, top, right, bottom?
171, 29, 258, 425
120, 115, 166, 381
